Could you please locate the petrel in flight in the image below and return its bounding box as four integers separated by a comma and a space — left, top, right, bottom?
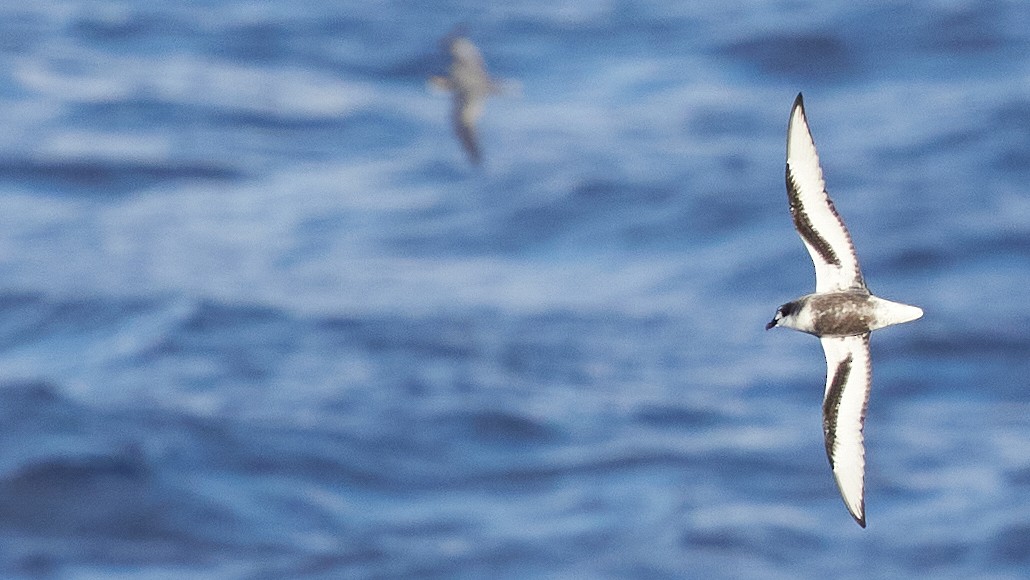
429, 34, 501, 165
766, 93, 923, 527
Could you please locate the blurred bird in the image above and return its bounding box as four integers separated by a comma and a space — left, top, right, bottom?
766, 93, 923, 528
429, 34, 503, 165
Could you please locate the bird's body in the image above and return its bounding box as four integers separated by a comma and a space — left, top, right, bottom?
769, 291, 923, 337
767, 93, 923, 528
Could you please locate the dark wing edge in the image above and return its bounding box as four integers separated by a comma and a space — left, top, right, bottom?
821, 333, 872, 528
786, 93, 866, 292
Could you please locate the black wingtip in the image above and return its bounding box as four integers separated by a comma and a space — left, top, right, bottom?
464, 140, 482, 165
787, 92, 809, 154
791, 93, 806, 120
850, 502, 867, 528
441, 23, 471, 51
446, 23, 471, 40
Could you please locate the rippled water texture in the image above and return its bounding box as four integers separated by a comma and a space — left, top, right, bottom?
0, 2, 1027, 578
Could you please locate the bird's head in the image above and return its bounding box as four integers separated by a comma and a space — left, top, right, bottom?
766, 301, 799, 330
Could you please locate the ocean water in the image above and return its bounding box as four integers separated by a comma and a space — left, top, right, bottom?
0, 1, 1027, 578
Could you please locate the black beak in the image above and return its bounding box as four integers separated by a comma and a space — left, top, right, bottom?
765, 318, 777, 330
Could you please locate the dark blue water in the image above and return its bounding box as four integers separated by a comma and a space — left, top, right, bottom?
0, 2, 1027, 578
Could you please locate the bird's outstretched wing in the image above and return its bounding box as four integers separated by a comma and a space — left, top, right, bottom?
435, 35, 491, 165
453, 95, 483, 164
820, 333, 872, 527
786, 93, 865, 293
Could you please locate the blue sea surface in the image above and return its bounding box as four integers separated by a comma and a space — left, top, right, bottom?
0, 1, 1027, 578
